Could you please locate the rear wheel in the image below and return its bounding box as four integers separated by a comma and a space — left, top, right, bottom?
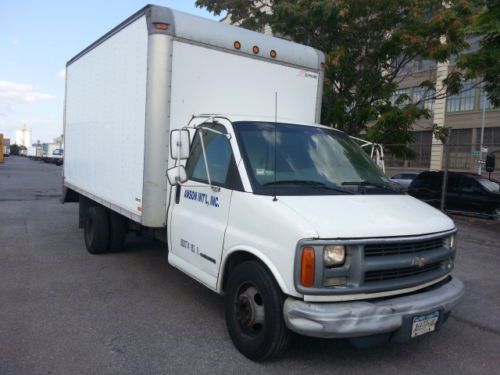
84, 206, 110, 254
225, 261, 292, 361
108, 211, 127, 251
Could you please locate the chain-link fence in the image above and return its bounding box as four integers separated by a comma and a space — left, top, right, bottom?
384, 142, 500, 176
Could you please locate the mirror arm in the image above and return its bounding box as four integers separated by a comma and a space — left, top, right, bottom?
177, 137, 182, 183
198, 130, 212, 188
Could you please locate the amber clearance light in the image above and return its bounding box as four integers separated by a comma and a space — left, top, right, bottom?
300, 247, 315, 287
153, 22, 169, 30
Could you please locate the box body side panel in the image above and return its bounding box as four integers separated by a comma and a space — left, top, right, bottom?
64, 17, 148, 220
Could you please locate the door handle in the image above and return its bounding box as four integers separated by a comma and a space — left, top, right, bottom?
175, 185, 181, 204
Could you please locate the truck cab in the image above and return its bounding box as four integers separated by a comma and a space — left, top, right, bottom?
165, 115, 463, 359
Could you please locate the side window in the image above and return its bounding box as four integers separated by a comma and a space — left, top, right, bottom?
428, 174, 442, 191
459, 177, 482, 194
185, 124, 236, 187
448, 175, 459, 192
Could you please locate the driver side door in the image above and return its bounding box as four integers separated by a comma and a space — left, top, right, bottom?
168, 123, 242, 289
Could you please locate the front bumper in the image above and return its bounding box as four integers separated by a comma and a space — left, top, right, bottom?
284, 276, 464, 339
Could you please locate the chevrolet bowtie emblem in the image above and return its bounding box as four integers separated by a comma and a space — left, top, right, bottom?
413, 257, 429, 268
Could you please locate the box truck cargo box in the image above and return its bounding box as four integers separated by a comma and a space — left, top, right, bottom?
62, 5, 463, 361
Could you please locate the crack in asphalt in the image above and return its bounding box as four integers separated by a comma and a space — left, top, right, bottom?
451, 315, 500, 337
460, 237, 500, 248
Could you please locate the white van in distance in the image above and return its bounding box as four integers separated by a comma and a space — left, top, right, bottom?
62, 5, 464, 361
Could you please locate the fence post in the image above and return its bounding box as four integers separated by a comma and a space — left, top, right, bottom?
440, 129, 451, 212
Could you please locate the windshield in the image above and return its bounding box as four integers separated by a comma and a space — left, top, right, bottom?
477, 178, 500, 193
233, 122, 396, 195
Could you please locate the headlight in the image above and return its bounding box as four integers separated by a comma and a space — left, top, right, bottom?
445, 234, 457, 251
323, 245, 346, 267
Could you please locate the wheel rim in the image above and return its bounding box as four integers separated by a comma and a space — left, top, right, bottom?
234, 283, 265, 337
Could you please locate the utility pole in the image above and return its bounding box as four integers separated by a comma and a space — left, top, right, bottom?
478, 81, 487, 175
440, 128, 451, 212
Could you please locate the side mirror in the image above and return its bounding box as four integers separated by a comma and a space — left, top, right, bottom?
167, 166, 188, 185
170, 129, 190, 160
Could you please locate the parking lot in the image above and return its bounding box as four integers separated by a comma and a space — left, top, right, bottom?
1, 156, 499, 375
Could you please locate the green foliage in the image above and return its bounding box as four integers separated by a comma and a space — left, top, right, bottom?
196, 0, 475, 144
10, 144, 22, 155
458, 0, 500, 106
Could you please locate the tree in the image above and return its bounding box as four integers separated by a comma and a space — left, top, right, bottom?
458, 0, 500, 106
10, 144, 22, 155
196, 0, 475, 146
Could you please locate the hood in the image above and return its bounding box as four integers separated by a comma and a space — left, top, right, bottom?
278, 194, 455, 239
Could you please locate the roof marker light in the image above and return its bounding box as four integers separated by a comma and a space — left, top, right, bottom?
270, 50, 277, 58
234, 41, 241, 50
154, 23, 169, 30
253, 45, 260, 54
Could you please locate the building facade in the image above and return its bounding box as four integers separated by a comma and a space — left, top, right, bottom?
386, 56, 499, 178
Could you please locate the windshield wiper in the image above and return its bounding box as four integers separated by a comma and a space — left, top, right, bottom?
341, 181, 399, 192
262, 180, 352, 194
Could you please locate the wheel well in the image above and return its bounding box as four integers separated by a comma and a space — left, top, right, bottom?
221, 251, 273, 293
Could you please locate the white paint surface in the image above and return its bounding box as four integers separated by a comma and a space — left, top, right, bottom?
64, 17, 148, 216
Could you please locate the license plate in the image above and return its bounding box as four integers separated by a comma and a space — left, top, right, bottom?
411, 311, 439, 338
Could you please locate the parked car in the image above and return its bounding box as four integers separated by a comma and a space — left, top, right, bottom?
408, 171, 500, 219
390, 172, 419, 189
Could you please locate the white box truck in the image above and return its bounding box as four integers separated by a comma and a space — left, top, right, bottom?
62, 5, 464, 361
46, 143, 63, 165
27, 145, 37, 158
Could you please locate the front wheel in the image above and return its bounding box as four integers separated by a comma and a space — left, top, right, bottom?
225, 261, 292, 361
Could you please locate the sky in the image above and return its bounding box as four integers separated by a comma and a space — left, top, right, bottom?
0, 0, 220, 144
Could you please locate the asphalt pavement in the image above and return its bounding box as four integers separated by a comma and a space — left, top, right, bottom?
1, 156, 499, 375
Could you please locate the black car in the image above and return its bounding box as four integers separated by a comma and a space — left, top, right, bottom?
408, 171, 500, 219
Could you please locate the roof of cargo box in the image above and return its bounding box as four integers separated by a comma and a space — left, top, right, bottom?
67, 4, 324, 71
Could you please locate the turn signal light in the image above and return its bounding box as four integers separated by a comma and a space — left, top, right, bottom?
300, 247, 315, 287
153, 23, 169, 30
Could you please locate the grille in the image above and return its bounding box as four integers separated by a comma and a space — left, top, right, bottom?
364, 238, 445, 257
364, 262, 443, 282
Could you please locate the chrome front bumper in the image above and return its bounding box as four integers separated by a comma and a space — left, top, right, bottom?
284, 277, 464, 339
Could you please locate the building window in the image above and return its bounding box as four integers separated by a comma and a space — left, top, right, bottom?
391, 88, 411, 108
412, 87, 435, 112
479, 86, 495, 110
476, 128, 500, 146
446, 81, 476, 113
407, 131, 433, 168
391, 87, 435, 112
447, 128, 473, 170
446, 80, 498, 113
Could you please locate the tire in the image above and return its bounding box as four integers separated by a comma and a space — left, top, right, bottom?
108, 211, 127, 252
492, 208, 500, 221
225, 260, 292, 361
84, 206, 110, 254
